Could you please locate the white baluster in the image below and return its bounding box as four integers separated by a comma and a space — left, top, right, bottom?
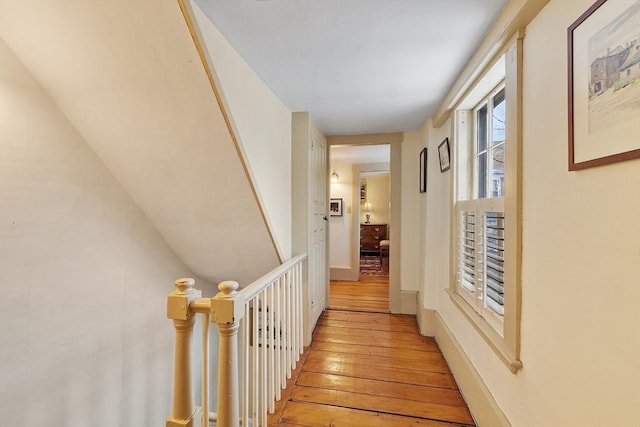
268, 281, 275, 412
252, 297, 259, 423
260, 290, 268, 426
286, 270, 292, 374
241, 303, 250, 427
275, 276, 282, 397
201, 312, 209, 427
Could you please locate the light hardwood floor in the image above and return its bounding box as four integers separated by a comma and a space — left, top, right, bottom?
329, 275, 389, 312
268, 277, 475, 427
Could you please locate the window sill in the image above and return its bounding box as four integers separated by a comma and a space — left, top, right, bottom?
446, 289, 522, 374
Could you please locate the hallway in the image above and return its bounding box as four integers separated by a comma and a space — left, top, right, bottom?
268, 277, 475, 426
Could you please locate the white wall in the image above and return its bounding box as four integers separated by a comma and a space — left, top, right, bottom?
423, 119, 453, 310
0, 1, 280, 287
191, 1, 293, 259
329, 159, 353, 269
400, 129, 427, 293
419, 0, 640, 425
0, 38, 209, 426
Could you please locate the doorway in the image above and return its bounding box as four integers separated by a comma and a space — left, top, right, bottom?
358, 170, 390, 277
327, 144, 392, 284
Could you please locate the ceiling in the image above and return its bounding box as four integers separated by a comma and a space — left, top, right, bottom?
195, 0, 508, 136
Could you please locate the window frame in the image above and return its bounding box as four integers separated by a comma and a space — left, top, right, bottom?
448, 35, 523, 374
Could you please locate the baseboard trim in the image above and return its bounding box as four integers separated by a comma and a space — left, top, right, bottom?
434, 312, 511, 427
329, 267, 356, 281
416, 305, 437, 337
400, 290, 417, 315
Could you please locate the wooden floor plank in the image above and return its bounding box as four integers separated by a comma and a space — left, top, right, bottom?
311, 341, 440, 360
329, 302, 388, 313
291, 386, 475, 425
296, 372, 468, 407
302, 356, 458, 389
318, 317, 419, 333
279, 401, 468, 427
305, 348, 450, 374
314, 324, 433, 344
322, 310, 418, 326
313, 327, 439, 351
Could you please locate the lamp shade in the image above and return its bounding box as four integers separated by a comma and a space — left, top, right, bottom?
363, 201, 373, 212
330, 169, 339, 183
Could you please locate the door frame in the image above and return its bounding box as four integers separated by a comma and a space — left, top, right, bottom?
352, 163, 390, 280
326, 136, 402, 314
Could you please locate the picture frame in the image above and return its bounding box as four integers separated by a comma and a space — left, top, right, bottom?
329, 198, 343, 216
438, 137, 451, 172
419, 147, 427, 193
567, 0, 640, 171
360, 181, 367, 202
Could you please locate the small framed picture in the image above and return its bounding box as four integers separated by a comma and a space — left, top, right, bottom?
419, 148, 427, 193
329, 198, 343, 216
438, 137, 451, 172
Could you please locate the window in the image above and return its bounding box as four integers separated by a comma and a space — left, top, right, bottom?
455, 81, 507, 335
455, 83, 507, 333
450, 40, 522, 373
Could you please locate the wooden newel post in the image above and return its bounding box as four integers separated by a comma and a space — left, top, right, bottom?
212, 281, 243, 427
167, 278, 202, 427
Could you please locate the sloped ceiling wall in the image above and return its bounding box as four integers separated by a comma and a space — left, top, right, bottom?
0, 0, 280, 285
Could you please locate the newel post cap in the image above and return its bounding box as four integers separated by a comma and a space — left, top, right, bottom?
212, 281, 243, 324
167, 278, 201, 320
174, 278, 196, 294
217, 280, 239, 297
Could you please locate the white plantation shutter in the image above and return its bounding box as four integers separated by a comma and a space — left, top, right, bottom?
457, 211, 477, 307
484, 212, 505, 317
456, 200, 505, 334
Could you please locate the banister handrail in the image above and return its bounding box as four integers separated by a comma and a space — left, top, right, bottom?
166, 254, 307, 427
239, 253, 307, 301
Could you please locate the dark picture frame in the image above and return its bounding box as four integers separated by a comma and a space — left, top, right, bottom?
567, 0, 640, 171
360, 182, 367, 202
329, 198, 343, 216
419, 148, 427, 193
438, 137, 451, 172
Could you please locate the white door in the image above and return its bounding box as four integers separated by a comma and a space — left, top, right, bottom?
309, 127, 327, 328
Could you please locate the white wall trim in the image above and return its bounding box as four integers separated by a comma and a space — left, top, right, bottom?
416, 303, 437, 337
434, 312, 511, 427
329, 267, 355, 281
400, 290, 417, 315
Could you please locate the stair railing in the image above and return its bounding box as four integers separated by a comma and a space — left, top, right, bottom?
166, 253, 307, 427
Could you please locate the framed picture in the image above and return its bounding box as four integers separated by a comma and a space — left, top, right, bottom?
329, 198, 343, 216
438, 137, 451, 172
419, 147, 427, 193
568, 0, 640, 171
360, 181, 367, 202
